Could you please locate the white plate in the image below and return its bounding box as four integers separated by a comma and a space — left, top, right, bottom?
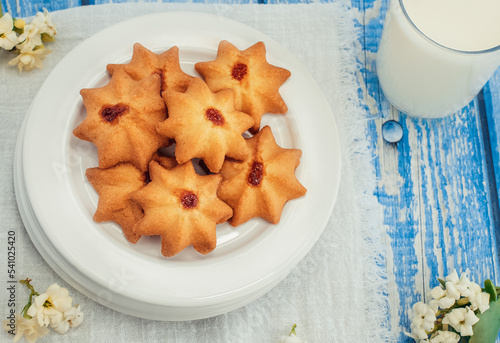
16, 12, 341, 320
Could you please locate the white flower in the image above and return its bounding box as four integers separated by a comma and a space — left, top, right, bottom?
26, 283, 72, 327
8, 45, 51, 72
50, 305, 83, 334
429, 270, 476, 311
429, 286, 456, 311
409, 302, 436, 340
16, 24, 43, 50
445, 270, 472, 297
429, 330, 460, 343
442, 307, 479, 336
444, 269, 490, 313
0, 13, 17, 50
468, 282, 490, 313
31, 9, 56, 38
2, 314, 49, 343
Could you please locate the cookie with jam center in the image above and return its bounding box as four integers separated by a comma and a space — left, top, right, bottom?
195, 40, 291, 133
218, 125, 306, 226
131, 161, 233, 257
73, 69, 170, 172
107, 43, 195, 94
157, 77, 254, 173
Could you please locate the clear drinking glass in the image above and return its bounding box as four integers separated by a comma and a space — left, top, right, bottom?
376, 0, 500, 118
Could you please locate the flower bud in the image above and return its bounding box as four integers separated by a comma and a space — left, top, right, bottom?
14, 19, 25, 29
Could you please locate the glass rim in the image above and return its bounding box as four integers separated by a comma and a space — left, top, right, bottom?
398, 0, 500, 55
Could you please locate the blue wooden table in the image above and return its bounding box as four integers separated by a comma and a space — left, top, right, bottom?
2, 0, 499, 341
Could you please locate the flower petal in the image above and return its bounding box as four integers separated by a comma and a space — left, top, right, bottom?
0, 13, 14, 34
464, 308, 479, 326
446, 270, 459, 283
445, 282, 461, 300
430, 286, 446, 300
439, 296, 456, 309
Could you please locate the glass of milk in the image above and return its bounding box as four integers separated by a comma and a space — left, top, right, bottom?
377, 0, 500, 118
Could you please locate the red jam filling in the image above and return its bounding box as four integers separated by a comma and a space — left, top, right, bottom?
231, 63, 248, 81
143, 172, 151, 185
154, 68, 165, 92
206, 108, 224, 126
100, 104, 128, 123
248, 161, 264, 186
181, 191, 198, 209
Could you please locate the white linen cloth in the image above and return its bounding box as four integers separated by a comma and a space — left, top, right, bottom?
0, 3, 392, 342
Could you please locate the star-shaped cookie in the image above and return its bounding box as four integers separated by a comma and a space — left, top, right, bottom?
157, 77, 254, 173
107, 43, 195, 94
73, 69, 170, 172
218, 125, 306, 226
195, 40, 291, 133
131, 161, 233, 257
86, 163, 146, 244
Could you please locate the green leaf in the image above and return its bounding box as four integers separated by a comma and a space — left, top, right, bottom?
484, 280, 498, 302
438, 278, 446, 288
469, 300, 500, 343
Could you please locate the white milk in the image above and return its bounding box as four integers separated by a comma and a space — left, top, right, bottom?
377, 0, 500, 118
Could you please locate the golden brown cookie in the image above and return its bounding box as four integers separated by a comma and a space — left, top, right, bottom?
107, 43, 195, 93
145, 152, 178, 183
157, 78, 254, 173
86, 163, 146, 244
73, 69, 170, 172
218, 125, 306, 226
131, 161, 233, 257
195, 40, 291, 133
152, 151, 178, 170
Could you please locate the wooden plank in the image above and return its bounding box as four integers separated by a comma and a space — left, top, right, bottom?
483, 71, 500, 249
351, 1, 422, 340
353, 0, 500, 342
1, 0, 80, 17
350, 2, 415, 340
485, 71, 500, 209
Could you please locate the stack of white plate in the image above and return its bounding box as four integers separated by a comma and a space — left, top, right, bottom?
13, 12, 341, 321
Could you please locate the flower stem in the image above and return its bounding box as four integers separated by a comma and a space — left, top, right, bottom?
289, 324, 297, 336
19, 278, 39, 319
